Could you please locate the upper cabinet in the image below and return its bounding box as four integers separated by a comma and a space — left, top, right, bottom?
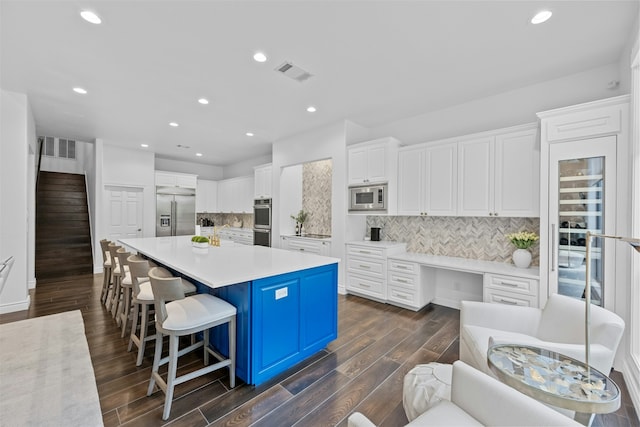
196, 179, 218, 213
398, 142, 457, 216
348, 137, 399, 186
155, 171, 197, 189
254, 164, 272, 199
458, 125, 539, 217
397, 124, 538, 218
217, 175, 254, 213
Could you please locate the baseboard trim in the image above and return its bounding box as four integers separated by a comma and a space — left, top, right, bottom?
28, 278, 36, 290
0, 295, 31, 314
622, 355, 640, 423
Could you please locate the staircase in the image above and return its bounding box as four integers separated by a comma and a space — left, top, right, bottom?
36, 171, 93, 283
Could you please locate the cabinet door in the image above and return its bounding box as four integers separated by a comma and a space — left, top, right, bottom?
495, 129, 539, 217
397, 148, 424, 215
155, 172, 175, 187
217, 180, 230, 212
458, 137, 494, 216
348, 146, 368, 185
425, 143, 457, 216
548, 136, 616, 308
254, 165, 272, 199
175, 174, 197, 188
367, 145, 388, 183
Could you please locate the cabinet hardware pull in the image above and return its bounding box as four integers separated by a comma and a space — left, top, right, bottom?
551, 223, 556, 272
359, 264, 371, 269
397, 278, 408, 283
359, 250, 371, 254
299, 248, 304, 251
398, 265, 409, 269
497, 298, 518, 305
359, 283, 370, 288
497, 281, 518, 287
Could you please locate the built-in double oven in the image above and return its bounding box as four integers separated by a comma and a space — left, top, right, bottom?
253, 198, 272, 247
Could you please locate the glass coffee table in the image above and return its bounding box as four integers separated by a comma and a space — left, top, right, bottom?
487, 344, 620, 425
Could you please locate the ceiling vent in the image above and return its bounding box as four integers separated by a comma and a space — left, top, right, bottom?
275, 61, 313, 82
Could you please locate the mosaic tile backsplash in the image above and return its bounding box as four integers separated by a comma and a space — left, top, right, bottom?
302, 159, 332, 236
196, 213, 254, 229
366, 216, 540, 265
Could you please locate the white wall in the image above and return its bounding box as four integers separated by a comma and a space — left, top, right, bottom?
155, 157, 223, 181
93, 142, 155, 272
0, 90, 33, 313
279, 164, 303, 236
223, 154, 272, 179
368, 63, 625, 146
272, 120, 366, 291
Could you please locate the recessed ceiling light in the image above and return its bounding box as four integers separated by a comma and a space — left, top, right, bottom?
140, 144, 149, 148
253, 52, 267, 63
73, 87, 87, 94
169, 122, 179, 127
196, 153, 203, 157
246, 132, 254, 137
198, 98, 209, 105
306, 106, 317, 113
80, 10, 102, 24
531, 10, 552, 24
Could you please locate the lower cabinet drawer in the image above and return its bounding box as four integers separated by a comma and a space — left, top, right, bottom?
484, 273, 538, 296
387, 271, 416, 290
346, 273, 384, 298
484, 289, 536, 307
387, 285, 417, 307
348, 256, 384, 277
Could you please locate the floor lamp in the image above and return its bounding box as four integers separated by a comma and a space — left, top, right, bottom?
584, 232, 640, 378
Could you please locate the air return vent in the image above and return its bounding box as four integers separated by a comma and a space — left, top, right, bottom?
275, 61, 313, 82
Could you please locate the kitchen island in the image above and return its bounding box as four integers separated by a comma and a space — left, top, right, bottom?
119, 236, 339, 385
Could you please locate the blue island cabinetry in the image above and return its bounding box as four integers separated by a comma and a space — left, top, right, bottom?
252, 264, 338, 384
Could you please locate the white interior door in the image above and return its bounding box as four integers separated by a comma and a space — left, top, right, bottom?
548, 136, 617, 308
105, 186, 144, 241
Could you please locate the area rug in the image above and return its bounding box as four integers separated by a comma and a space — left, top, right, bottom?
0, 310, 103, 426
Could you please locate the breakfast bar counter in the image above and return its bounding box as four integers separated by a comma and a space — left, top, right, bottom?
119, 236, 340, 385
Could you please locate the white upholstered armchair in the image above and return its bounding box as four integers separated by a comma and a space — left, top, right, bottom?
460, 293, 625, 377
348, 361, 581, 427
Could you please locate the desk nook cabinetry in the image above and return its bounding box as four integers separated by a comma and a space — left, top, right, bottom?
345, 242, 406, 303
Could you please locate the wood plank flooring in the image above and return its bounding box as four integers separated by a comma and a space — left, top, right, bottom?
1, 274, 637, 426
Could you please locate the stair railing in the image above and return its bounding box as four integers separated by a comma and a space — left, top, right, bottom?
35, 137, 44, 187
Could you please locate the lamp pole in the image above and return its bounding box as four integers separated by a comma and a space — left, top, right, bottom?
584, 232, 640, 381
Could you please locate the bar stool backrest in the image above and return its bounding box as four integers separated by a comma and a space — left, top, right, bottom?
108, 244, 122, 272
116, 247, 131, 274
148, 267, 186, 325
127, 255, 150, 297
100, 239, 111, 263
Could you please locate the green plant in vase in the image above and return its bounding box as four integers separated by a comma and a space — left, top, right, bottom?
291, 210, 309, 235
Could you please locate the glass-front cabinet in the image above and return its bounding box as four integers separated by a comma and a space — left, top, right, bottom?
556, 157, 605, 304
548, 136, 617, 307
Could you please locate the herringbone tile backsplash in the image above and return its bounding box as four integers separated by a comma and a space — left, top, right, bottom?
366, 216, 540, 265
302, 159, 332, 235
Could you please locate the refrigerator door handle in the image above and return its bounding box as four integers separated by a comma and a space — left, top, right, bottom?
171, 200, 177, 236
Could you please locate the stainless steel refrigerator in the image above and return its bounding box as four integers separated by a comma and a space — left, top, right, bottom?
156, 187, 196, 237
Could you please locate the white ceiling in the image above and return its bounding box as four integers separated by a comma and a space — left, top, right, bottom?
1, 1, 638, 166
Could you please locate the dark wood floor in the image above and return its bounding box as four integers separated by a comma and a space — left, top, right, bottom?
1, 274, 638, 427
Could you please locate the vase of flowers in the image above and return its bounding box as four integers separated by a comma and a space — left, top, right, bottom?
506, 231, 539, 268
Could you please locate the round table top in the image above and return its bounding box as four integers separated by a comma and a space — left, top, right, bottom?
487, 344, 620, 415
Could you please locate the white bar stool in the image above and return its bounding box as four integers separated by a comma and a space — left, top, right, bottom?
99, 239, 113, 305
147, 267, 236, 421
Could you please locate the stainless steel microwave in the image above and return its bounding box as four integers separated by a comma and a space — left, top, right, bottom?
349, 184, 387, 212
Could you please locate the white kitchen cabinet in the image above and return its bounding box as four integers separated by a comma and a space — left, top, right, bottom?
280, 236, 331, 256
155, 171, 197, 189
387, 259, 434, 311
218, 227, 253, 245
398, 142, 457, 216
254, 164, 272, 199
347, 137, 399, 186
216, 175, 254, 213
538, 95, 628, 310
483, 273, 538, 307
345, 242, 406, 302
196, 179, 218, 213
457, 125, 538, 217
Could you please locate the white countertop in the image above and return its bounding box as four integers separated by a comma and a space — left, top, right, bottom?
346, 240, 408, 250
119, 236, 340, 289
388, 252, 539, 279
283, 234, 332, 242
